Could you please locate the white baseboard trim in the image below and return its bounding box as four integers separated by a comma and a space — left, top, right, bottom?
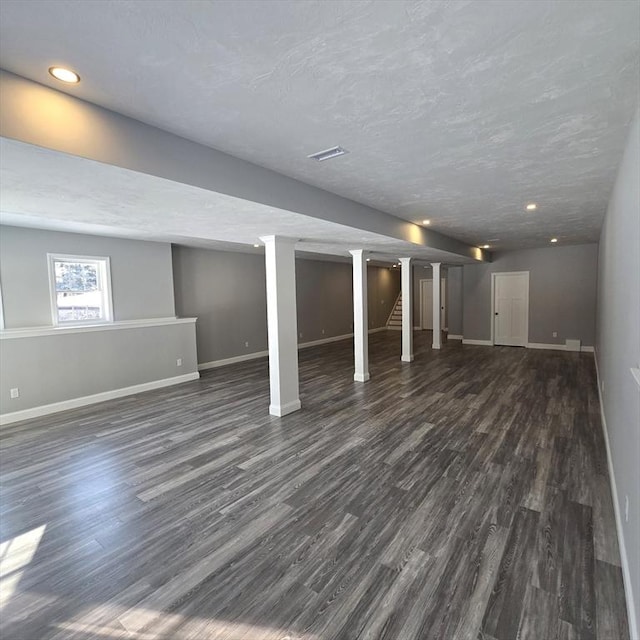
199, 350, 269, 370
354, 372, 371, 382
369, 326, 389, 335
593, 350, 638, 640
269, 399, 301, 417
462, 339, 493, 346
527, 342, 567, 351
0, 372, 201, 426
527, 342, 595, 353
199, 328, 390, 371
387, 326, 402, 331
447, 334, 463, 341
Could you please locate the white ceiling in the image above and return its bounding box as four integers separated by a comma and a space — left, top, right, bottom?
0, 138, 466, 264
0, 0, 638, 250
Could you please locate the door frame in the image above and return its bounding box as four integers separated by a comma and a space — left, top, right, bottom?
490, 271, 530, 346
419, 278, 447, 331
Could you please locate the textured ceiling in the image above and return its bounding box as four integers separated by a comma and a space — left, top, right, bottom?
0, 0, 638, 250
0, 138, 467, 264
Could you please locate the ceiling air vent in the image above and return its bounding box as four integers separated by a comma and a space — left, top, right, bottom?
307, 146, 349, 162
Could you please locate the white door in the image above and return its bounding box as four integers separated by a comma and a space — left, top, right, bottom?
493, 272, 529, 346
420, 279, 446, 330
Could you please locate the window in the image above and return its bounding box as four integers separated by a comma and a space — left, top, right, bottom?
48, 254, 113, 325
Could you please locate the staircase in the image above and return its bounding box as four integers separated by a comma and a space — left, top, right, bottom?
386, 292, 403, 330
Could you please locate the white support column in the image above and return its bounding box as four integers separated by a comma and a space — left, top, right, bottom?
432, 262, 442, 349
349, 250, 370, 382
400, 257, 414, 362
260, 235, 301, 416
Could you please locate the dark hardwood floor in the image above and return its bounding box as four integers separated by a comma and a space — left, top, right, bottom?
0, 331, 629, 640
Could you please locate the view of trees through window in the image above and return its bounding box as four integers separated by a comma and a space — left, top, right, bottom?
54, 260, 103, 322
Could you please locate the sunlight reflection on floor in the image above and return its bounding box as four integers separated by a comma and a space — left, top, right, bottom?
0, 524, 47, 610
54, 603, 317, 640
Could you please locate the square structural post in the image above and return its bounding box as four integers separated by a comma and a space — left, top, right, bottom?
432, 262, 442, 349
260, 235, 301, 416
349, 249, 370, 382
400, 258, 414, 362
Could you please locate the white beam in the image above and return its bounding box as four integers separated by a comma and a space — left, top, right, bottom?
350, 250, 370, 382
432, 262, 442, 349
400, 258, 414, 362
260, 235, 301, 416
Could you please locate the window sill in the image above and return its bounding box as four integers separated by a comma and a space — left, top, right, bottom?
0, 317, 197, 340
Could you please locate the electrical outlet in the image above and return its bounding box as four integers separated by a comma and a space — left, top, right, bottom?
10, 388, 19, 399
176, 358, 182, 367
245, 341, 249, 348
552, 331, 558, 338
625, 495, 629, 522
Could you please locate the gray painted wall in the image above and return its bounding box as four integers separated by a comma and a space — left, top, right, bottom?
462, 244, 598, 346
0, 323, 197, 414
596, 108, 639, 633
0, 225, 198, 417
447, 267, 464, 336
0, 225, 176, 327
411, 265, 462, 333
172, 245, 400, 365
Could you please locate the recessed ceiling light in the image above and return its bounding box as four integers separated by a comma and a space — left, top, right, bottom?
525, 203, 537, 211
307, 146, 348, 162
422, 219, 431, 225
481, 244, 490, 249
253, 244, 260, 248
48, 66, 80, 84
366, 258, 371, 262
550, 238, 558, 243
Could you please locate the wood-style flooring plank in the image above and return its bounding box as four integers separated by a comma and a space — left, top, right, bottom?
0, 332, 628, 640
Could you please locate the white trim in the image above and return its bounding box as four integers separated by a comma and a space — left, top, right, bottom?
0, 372, 200, 426
354, 372, 371, 382
47, 253, 114, 326
198, 328, 389, 371
198, 350, 269, 370
269, 399, 302, 417
527, 342, 567, 351
401, 355, 414, 363
387, 326, 402, 331
593, 350, 638, 640
462, 339, 493, 346
0, 317, 197, 340
447, 334, 463, 340
491, 271, 529, 347
527, 342, 595, 353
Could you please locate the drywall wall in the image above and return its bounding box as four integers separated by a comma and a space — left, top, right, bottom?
596, 108, 640, 637
462, 244, 598, 346
447, 267, 464, 336
411, 266, 461, 333
0, 225, 198, 419
172, 245, 400, 365
0, 321, 197, 419
0, 225, 175, 327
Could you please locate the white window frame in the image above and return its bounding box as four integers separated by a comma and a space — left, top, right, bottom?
47, 253, 114, 326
